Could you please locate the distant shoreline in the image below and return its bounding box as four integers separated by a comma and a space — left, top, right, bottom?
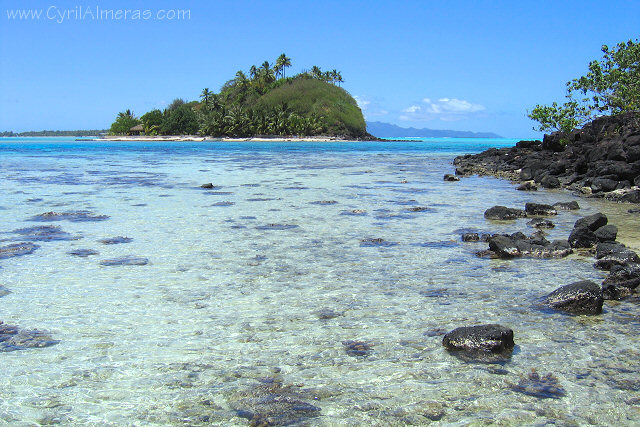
97, 135, 372, 142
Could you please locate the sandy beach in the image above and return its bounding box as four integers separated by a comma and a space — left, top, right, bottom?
97, 135, 354, 142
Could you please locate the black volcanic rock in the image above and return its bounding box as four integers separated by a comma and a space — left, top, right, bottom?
543, 281, 603, 315
442, 324, 514, 363
525, 203, 557, 216
453, 113, 640, 203
575, 213, 608, 231
484, 206, 527, 220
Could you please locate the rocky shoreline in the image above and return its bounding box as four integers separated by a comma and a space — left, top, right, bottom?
454, 113, 640, 204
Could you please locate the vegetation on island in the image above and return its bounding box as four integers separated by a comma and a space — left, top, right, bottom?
109, 54, 368, 138
528, 38, 640, 135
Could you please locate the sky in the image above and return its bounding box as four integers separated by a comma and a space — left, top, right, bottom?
1, 0, 639, 138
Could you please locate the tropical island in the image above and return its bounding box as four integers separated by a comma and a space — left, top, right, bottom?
108, 54, 375, 140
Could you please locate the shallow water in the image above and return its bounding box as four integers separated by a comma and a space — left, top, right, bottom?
1, 138, 639, 425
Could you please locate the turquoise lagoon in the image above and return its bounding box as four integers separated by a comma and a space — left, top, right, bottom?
0, 137, 639, 425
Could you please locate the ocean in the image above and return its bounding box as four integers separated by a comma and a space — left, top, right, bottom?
0, 137, 638, 425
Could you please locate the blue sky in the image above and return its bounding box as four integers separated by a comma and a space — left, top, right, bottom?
1, 0, 639, 137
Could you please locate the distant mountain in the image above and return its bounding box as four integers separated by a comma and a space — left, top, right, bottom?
366, 121, 502, 138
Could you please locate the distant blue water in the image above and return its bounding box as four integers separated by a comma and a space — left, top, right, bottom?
0, 136, 521, 156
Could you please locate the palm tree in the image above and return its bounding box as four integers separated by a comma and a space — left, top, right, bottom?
260, 61, 274, 84
200, 88, 212, 108
311, 65, 322, 79
249, 65, 258, 81
275, 53, 292, 79
335, 71, 344, 86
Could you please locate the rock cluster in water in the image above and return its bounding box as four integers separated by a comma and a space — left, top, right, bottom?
0, 321, 59, 352
229, 377, 321, 426
454, 112, 640, 203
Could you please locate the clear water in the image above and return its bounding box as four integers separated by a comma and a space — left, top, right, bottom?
1, 137, 639, 426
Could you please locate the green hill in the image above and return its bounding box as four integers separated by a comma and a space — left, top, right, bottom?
253, 76, 367, 137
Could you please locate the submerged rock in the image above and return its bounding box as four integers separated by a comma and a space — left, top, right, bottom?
13, 225, 79, 241
309, 200, 338, 205
462, 233, 480, 242
314, 308, 342, 320
442, 324, 514, 363
99, 256, 149, 266
543, 281, 603, 315
68, 249, 99, 257
29, 211, 109, 222
229, 379, 321, 426
484, 206, 527, 220
200, 183, 216, 189
255, 224, 300, 231
602, 264, 640, 300
510, 369, 566, 399
0, 242, 40, 259
98, 236, 133, 245
444, 174, 460, 182
360, 238, 398, 248
343, 340, 374, 357
0, 285, 11, 297
0, 321, 59, 352
340, 209, 367, 216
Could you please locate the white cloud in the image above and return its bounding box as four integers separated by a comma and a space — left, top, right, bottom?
401, 97, 486, 121
355, 95, 388, 119
402, 105, 421, 113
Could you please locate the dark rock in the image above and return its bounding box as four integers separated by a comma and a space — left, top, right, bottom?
593, 242, 640, 270
99, 236, 133, 245
68, 249, 99, 257
314, 309, 342, 320
594, 225, 618, 243
541, 175, 561, 189
488, 235, 520, 258
255, 224, 300, 230
603, 264, 640, 290
575, 213, 608, 231
200, 183, 215, 189
309, 200, 338, 205
407, 206, 433, 212
0, 321, 60, 352
360, 238, 397, 247
553, 201, 580, 210
484, 206, 527, 220
621, 190, 640, 203
211, 201, 234, 207
442, 324, 514, 363
340, 209, 367, 216
543, 281, 603, 315
29, 211, 109, 222
444, 174, 460, 182
591, 178, 618, 193
510, 369, 566, 399
229, 380, 321, 426
525, 203, 557, 216
343, 340, 374, 357
602, 284, 634, 301
0, 242, 40, 259
527, 219, 555, 229
462, 233, 480, 242
13, 225, 79, 241
568, 227, 598, 248
100, 256, 149, 266
516, 181, 538, 191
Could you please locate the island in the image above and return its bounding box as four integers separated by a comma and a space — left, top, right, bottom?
107, 54, 376, 140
